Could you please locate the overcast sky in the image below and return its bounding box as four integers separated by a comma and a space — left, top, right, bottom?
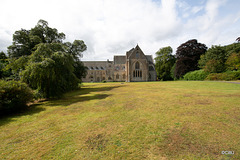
0, 0, 240, 60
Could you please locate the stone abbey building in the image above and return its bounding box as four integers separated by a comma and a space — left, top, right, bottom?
82, 45, 157, 82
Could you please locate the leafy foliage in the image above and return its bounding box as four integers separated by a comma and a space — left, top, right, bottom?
199, 43, 240, 73
225, 52, 240, 71
65, 40, 87, 59
4, 56, 30, 80
73, 60, 87, 80
183, 70, 209, 81
175, 39, 207, 79
224, 42, 240, 55
8, 20, 65, 58
64, 40, 87, 80
203, 59, 225, 73
155, 46, 176, 80
205, 70, 240, 81
0, 80, 33, 114
30, 20, 65, 44
5, 20, 87, 98
21, 43, 79, 98
0, 51, 7, 59
170, 63, 176, 80
0, 51, 11, 79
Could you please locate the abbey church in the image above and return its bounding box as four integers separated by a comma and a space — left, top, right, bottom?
82, 45, 157, 82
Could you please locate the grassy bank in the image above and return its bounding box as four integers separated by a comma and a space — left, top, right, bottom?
0, 81, 240, 159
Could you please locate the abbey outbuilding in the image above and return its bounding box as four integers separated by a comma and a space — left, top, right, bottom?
82, 45, 157, 82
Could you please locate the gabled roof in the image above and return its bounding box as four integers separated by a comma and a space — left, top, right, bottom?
127, 45, 150, 61
127, 45, 143, 58
126, 48, 135, 58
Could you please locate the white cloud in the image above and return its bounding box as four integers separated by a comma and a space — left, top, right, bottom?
191, 6, 204, 14
205, 0, 226, 20
181, 0, 236, 46
0, 0, 239, 60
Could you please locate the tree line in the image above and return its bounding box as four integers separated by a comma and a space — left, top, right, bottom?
0, 20, 87, 115
0, 19, 239, 115
155, 38, 240, 81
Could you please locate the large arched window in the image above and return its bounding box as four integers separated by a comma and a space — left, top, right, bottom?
135, 61, 140, 69
133, 70, 142, 78
133, 62, 142, 78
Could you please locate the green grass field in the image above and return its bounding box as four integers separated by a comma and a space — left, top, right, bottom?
0, 81, 240, 159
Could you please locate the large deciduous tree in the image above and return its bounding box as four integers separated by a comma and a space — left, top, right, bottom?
21, 43, 79, 98
174, 39, 207, 79
64, 40, 88, 80
155, 46, 176, 80
8, 20, 66, 58
199, 43, 240, 73
198, 45, 226, 73
6, 19, 87, 98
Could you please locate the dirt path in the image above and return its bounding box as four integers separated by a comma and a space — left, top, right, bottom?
224, 81, 240, 84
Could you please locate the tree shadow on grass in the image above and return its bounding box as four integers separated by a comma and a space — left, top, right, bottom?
45, 85, 122, 106
45, 94, 111, 106
67, 85, 122, 96
0, 85, 123, 126
0, 103, 46, 126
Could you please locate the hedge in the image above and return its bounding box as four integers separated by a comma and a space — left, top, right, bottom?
183, 70, 209, 81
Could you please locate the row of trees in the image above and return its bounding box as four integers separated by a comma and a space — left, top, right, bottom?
0, 20, 87, 114
155, 38, 240, 81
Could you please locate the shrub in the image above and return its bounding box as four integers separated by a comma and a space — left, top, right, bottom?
183, 70, 208, 81
102, 80, 106, 83
203, 59, 225, 73
225, 52, 240, 71
0, 80, 33, 114
205, 70, 240, 81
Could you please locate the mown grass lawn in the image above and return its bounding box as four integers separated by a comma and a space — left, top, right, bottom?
0, 81, 240, 159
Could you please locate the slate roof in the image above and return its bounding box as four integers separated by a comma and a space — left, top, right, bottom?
114, 56, 126, 64
146, 55, 154, 65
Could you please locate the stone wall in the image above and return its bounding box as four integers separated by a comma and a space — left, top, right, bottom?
82, 45, 157, 82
